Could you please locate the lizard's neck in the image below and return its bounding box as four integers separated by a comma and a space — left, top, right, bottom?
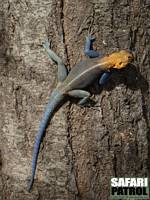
99, 56, 114, 70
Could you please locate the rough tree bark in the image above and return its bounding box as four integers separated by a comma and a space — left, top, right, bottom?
0, 0, 149, 200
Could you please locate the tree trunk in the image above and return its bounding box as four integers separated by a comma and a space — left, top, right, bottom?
0, 0, 149, 199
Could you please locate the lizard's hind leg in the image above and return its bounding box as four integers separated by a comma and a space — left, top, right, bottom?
68, 90, 90, 105
43, 40, 68, 82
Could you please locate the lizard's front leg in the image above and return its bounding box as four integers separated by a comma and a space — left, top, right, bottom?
43, 40, 68, 82
84, 35, 103, 58
68, 90, 90, 105
84, 35, 111, 85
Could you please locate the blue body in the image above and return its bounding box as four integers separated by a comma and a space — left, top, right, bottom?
28, 35, 112, 191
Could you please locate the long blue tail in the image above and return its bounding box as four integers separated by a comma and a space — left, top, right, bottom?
27, 90, 64, 191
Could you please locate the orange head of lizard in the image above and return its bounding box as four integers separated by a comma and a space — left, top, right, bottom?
107, 50, 134, 69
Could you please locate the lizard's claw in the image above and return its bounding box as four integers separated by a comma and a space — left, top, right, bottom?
43, 39, 51, 49
86, 34, 95, 42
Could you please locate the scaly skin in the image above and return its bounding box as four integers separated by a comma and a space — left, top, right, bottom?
27, 39, 133, 191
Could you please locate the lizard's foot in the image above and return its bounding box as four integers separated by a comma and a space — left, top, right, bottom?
78, 96, 90, 105
43, 39, 50, 49
77, 94, 98, 108
86, 34, 95, 42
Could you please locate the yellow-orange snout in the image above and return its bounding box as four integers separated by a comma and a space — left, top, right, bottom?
108, 50, 134, 69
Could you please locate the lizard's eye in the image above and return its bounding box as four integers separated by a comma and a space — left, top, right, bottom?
127, 53, 134, 61
127, 55, 133, 61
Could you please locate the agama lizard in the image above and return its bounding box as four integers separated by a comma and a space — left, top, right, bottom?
27, 35, 133, 191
